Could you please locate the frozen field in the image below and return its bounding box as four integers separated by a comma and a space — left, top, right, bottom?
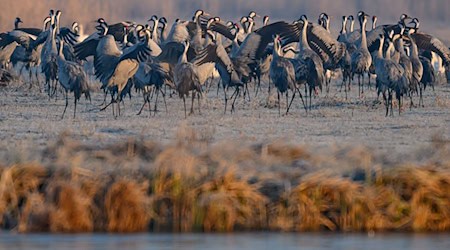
1, 79, 450, 154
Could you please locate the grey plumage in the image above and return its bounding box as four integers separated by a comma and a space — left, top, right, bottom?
270, 34, 303, 116
40, 22, 58, 97
174, 41, 201, 118
0, 41, 18, 68
192, 42, 243, 113
295, 16, 324, 111
56, 39, 90, 118
351, 12, 372, 97
374, 35, 408, 116
408, 32, 424, 107
95, 24, 153, 115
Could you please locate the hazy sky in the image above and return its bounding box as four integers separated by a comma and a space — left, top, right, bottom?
2, 0, 450, 38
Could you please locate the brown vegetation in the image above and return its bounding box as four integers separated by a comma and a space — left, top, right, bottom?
0, 128, 449, 233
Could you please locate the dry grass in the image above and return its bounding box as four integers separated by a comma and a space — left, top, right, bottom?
0, 129, 449, 233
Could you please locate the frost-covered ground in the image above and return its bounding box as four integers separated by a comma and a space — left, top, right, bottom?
1, 78, 450, 154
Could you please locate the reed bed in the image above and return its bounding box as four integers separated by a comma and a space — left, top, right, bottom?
0, 128, 449, 233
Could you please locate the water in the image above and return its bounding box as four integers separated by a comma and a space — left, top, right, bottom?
0, 232, 449, 250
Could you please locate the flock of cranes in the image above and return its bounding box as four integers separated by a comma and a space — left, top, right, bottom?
0, 9, 449, 118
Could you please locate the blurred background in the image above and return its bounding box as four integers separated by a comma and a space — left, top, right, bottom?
1, 0, 450, 40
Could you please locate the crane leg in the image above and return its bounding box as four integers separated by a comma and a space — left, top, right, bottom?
100, 94, 116, 111
389, 91, 393, 117
136, 99, 147, 116
384, 91, 388, 117
183, 96, 187, 118
287, 90, 296, 115
243, 84, 251, 102
344, 77, 348, 100
361, 74, 365, 97
161, 88, 168, 113
309, 86, 313, 111
217, 78, 221, 97
61, 90, 69, 119
255, 74, 261, 98
117, 96, 121, 117
74, 96, 77, 119
34, 68, 42, 93
277, 90, 281, 117
190, 92, 195, 115
231, 87, 240, 113
154, 88, 159, 116
223, 86, 228, 114
28, 68, 33, 89
285, 91, 289, 114
148, 93, 152, 117
296, 87, 307, 112
197, 91, 202, 115
419, 86, 424, 107
358, 75, 361, 98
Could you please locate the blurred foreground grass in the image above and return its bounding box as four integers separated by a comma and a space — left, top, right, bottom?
0, 126, 449, 233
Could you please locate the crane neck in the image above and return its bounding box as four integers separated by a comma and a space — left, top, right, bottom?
152, 19, 159, 42
377, 36, 384, 60
408, 35, 419, 58
247, 20, 254, 34
58, 40, 64, 57
349, 20, 354, 32
396, 37, 407, 56
340, 18, 347, 34
372, 19, 377, 30
360, 19, 368, 49
386, 41, 393, 60
273, 39, 281, 59
300, 20, 311, 51
179, 43, 189, 64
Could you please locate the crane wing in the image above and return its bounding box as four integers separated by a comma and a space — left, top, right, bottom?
94, 35, 122, 85
412, 32, 450, 66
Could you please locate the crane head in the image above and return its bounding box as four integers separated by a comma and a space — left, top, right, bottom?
72, 22, 79, 33
159, 17, 167, 24
299, 15, 308, 22
408, 18, 420, 30
97, 18, 106, 24
263, 16, 270, 25
148, 15, 158, 22
319, 13, 329, 21
249, 11, 260, 19
358, 11, 370, 19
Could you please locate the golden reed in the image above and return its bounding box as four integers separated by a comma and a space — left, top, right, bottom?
0, 129, 449, 233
